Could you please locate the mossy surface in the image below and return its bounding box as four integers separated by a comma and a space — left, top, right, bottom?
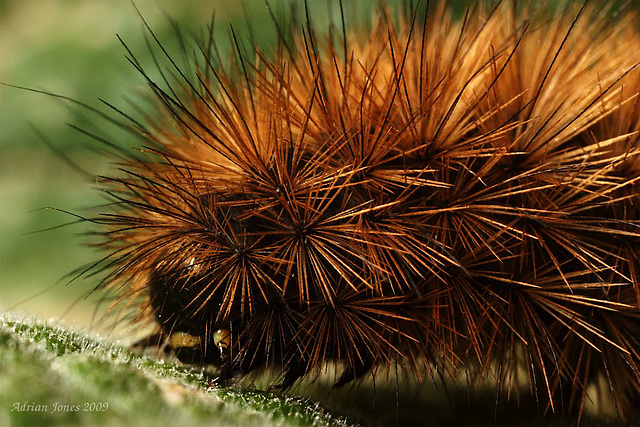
0, 315, 351, 427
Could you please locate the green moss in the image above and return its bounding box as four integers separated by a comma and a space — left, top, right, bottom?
0, 315, 350, 427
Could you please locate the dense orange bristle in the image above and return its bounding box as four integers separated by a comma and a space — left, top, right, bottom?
80, 1, 640, 422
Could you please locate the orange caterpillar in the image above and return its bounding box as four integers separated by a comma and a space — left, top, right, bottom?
82, 1, 639, 422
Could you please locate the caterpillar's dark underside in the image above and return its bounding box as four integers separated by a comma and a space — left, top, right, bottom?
83, 0, 640, 422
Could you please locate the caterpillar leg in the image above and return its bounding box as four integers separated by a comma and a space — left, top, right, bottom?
268, 362, 306, 391
332, 358, 374, 390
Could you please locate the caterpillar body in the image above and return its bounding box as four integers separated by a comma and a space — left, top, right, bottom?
53, 0, 640, 423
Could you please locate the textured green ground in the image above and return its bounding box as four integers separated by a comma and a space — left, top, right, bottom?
0, 316, 350, 427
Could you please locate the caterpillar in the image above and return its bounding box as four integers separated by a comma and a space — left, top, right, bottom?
18, 0, 640, 424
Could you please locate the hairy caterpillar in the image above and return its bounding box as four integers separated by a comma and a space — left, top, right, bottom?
10, 0, 640, 424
